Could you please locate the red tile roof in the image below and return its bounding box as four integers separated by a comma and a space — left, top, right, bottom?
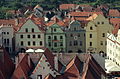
68, 12, 103, 17
59, 4, 77, 10
12, 54, 33, 79
109, 18, 120, 26
109, 9, 120, 17
0, 46, 15, 79
0, 19, 15, 26
112, 24, 120, 35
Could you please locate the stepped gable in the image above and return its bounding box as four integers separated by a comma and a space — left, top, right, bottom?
12, 54, 34, 79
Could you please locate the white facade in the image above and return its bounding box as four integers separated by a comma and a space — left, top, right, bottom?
0, 24, 14, 54
15, 19, 45, 52
107, 30, 120, 67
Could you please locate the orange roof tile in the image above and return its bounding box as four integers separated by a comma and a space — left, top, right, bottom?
68, 12, 103, 17
59, 4, 77, 10
109, 9, 120, 17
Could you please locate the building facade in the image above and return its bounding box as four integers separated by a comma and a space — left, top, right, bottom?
0, 24, 14, 54
15, 19, 45, 52
85, 14, 113, 53
107, 30, 120, 66
66, 20, 86, 53
45, 24, 66, 53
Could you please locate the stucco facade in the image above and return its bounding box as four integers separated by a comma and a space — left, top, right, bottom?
66, 20, 86, 53
0, 24, 14, 54
45, 24, 66, 53
85, 14, 113, 53
15, 19, 45, 52
107, 30, 120, 66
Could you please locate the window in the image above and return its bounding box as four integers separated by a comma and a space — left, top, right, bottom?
102, 22, 104, 24
78, 34, 80, 37
90, 34, 92, 38
4, 32, 6, 34
48, 36, 51, 39
84, 33, 85, 37
27, 35, 30, 38
80, 41, 82, 46
4, 39, 6, 44
20, 35, 23, 38
37, 75, 42, 79
60, 42, 63, 46
90, 27, 93, 30
60, 36, 63, 39
28, 41, 30, 46
38, 35, 41, 38
97, 22, 100, 24
90, 42, 92, 46
40, 41, 42, 45
54, 43, 57, 47
54, 36, 57, 40
70, 34, 73, 37
7, 39, 9, 45
74, 28, 76, 31
48, 42, 51, 47
33, 35, 36, 38
74, 41, 78, 46
25, 28, 28, 32
21, 41, 24, 46
102, 33, 105, 37
54, 28, 56, 32
33, 41, 35, 46
69, 41, 72, 46
101, 41, 103, 45
32, 28, 34, 32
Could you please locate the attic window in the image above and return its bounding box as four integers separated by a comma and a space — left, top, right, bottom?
32, 28, 34, 32
90, 27, 93, 30
25, 28, 28, 32
97, 22, 100, 24
102, 22, 104, 24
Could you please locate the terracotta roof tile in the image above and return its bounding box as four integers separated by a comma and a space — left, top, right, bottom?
68, 12, 103, 17
59, 4, 77, 10
109, 9, 120, 17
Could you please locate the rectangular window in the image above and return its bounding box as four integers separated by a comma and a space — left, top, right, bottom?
7, 39, 9, 45
33, 41, 35, 46
7, 32, 9, 34
54, 36, 57, 40
37, 75, 42, 79
25, 28, 28, 32
40, 41, 42, 46
32, 28, 34, 32
54, 28, 56, 32
28, 41, 30, 46
90, 34, 92, 38
101, 41, 103, 45
4, 39, 6, 44
80, 41, 82, 46
48, 36, 51, 39
21, 41, 24, 46
27, 35, 30, 38
20, 35, 23, 38
102, 33, 105, 37
60, 36, 63, 39
54, 43, 57, 47
38, 35, 41, 38
90, 42, 92, 46
74, 41, 78, 46
60, 42, 63, 46
48, 42, 51, 47
69, 41, 72, 46
33, 35, 36, 38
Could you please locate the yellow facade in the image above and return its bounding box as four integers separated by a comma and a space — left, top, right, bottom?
85, 14, 114, 53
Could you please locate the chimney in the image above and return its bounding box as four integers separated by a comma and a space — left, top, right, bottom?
15, 18, 19, 26
54, 55, 58, 70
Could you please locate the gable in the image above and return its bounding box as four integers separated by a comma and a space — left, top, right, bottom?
46, 24, 64, 33
18, 19, 42, 32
